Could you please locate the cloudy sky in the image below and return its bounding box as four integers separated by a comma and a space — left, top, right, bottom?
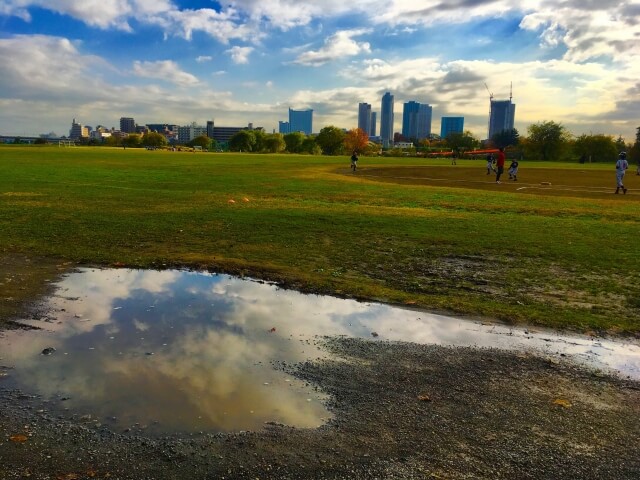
0, 0, 638, 141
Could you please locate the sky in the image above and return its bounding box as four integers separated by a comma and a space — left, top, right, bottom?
0, 0, 639, 142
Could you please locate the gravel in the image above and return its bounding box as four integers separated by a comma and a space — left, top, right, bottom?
1, 336, 639, 479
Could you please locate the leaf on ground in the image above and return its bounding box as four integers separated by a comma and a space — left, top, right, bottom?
417, 394, 432, 402
56, 474, 79, 480
9, 434, 28, 442
553, 398, 572, 408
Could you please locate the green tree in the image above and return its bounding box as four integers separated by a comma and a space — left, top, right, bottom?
300, 136, 320, 155
122, 134, 141, 148
189, 135, 211, 149
105, 135, 122, 147
284, 132, 305, 153
252, 130, 267, 153
143, 132, 168, 148
263, 133, 286, 153
573, 134, 617, 163
316, 126, 346, 155
526, 121, 571, 161
445, 130, 480, 153
629, 127, 640, 167
490, 128, 520, 149
228, 130, 256, 152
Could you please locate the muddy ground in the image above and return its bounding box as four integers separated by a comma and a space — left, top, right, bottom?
1, 256, 639, 479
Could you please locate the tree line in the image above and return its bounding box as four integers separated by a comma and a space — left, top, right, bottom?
51, 122, 640, 163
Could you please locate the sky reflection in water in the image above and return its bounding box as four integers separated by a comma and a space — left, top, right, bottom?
1, 268, 639, 435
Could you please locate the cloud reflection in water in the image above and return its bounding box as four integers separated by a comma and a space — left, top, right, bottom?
1, 268, 639, 435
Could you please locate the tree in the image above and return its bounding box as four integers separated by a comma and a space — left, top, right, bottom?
316, 126, 346, 155
629, 127, 640, 167
284, 132, 305, 153
122, 134, 141, 148
190, 135, 211, 149
228, 130, 256, 152
490, 128, 520, 149
526, 121, 571, 161
300, 136, 321, 155
573, 134, 617, 163
105, 135, 122, 147
252, 129, 267, 153
344, 128, 369, 154
143, 132, 168, 148
263, 133, 286, 153
445, 130, 480, 153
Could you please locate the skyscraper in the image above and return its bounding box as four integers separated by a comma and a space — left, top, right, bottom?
289, 108, 313, 135
440, 117, 464, 138
488, 99, 516, 140
380, 92, 394, 148
402, 101, 432, 141
370, 112, 377, 137
120, 117, 136, 133
278, 121, 291, 134
358, 103, 376, 136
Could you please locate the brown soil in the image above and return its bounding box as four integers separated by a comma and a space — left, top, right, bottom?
353, 164, 640, 199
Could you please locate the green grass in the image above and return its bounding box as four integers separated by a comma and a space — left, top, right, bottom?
1, 145, 639, 334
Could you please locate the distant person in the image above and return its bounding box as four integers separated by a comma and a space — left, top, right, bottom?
451, 154, 457, 165
486, 153, 495, 175
637, 155, 640, 175
350, 151, 359, 172
508, 159, 519, 181
495, 147, 506, 183
615, 151, 628, 194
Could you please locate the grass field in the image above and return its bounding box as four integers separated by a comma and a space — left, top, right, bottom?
1, 145, 639, 334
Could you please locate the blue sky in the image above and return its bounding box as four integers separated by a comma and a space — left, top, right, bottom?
0, 0, 638, 141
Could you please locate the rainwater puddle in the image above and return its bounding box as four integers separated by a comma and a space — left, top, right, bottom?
1, 268, 639, 436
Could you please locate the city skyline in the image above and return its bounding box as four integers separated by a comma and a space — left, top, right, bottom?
0, 1, 638, 141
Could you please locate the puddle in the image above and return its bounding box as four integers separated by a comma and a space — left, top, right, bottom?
1, 268, 639, 436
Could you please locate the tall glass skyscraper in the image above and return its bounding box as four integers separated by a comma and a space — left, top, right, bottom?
380, 92, 394, 148
358, 103, 376, 136
289, 108, 313, 135
488, 100, 516, 139
402, 102, 432, 141
440, 117, 464, 138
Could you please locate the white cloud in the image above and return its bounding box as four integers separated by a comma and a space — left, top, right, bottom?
293, 29, 372, 66
132, 60, 200, 86
226, 46, 254, 64
196, 55, 213, 63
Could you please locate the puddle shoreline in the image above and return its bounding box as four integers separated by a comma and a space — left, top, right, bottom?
1, 267, 638, 436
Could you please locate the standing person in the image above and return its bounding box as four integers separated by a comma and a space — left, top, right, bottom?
615, 151, 628, 194
350, 151, 359, 172
508, 159, 519, 181
486, 153, 495, 175
495, 147, 505, 183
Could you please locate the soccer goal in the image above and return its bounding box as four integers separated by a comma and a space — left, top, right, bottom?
58, 139, 76, 147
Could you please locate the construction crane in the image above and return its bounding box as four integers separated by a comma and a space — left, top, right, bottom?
484, 83, 493, 139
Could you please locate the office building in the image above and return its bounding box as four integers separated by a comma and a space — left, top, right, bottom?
278, 121, 290, 134
380, 92, 394, 148
69, 118, 88, 140
120, 117, 136, 134
402, 101, 432, 141
488, 99, 516, 139
358, 103, 377, 136
177, 123, 207, 143
288, 108, 313, 135
440, 117, 464, 138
